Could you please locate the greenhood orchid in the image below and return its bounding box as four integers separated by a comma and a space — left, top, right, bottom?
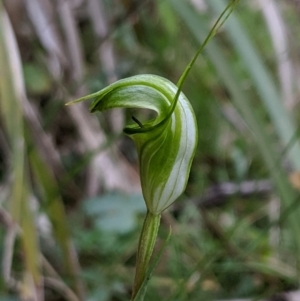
67, 1, 239, 298
86, 74, 198, 214
68, 74, 198, 298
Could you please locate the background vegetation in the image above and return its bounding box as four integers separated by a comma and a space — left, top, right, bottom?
1, 0, 300, 300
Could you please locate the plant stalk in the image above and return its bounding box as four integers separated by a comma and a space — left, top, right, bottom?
132, 211, 161, 299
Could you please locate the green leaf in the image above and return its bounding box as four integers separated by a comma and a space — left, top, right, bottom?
208, 0, 300, 170
0, 3, 41, 287
84, 192, 146, 234
23, 63, 51, 95
132, 228, 172, 301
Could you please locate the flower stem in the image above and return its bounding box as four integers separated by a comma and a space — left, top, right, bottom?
132, 211, 161, 299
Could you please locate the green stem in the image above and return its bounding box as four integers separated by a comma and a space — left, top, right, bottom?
132, 0, 239, 134
172, 0, 239, 109
132, 211, 161, 299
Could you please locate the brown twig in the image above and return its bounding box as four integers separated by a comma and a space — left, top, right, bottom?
194, 179, 272, 208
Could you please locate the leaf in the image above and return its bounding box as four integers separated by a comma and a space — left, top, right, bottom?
208, 0, 300, 170
0, 3, 41, 288
84, 192, 146, 234
23, 63, 51, 95
132, 228, 172, 301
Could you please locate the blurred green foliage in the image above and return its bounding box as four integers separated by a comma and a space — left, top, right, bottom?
1, 0, 300, 300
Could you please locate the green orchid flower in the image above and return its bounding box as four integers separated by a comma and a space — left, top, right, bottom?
68, 74, 198, 298
67, 1, 239, 298
86, 74, 198, 214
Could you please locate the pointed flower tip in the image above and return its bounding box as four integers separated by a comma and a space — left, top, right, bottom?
66, 90, 104, 106
65, 100, 76, 106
